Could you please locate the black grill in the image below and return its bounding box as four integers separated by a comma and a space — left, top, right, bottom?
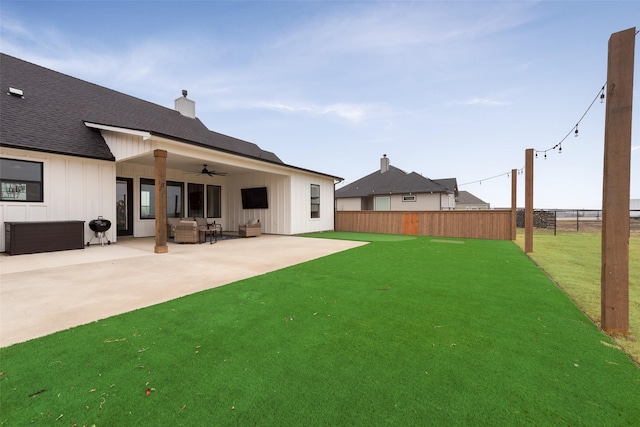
89, 218, 111, 233
87, 216, 111, 246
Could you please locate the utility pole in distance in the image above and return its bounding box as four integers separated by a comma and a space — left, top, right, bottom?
601, 27, 635, 335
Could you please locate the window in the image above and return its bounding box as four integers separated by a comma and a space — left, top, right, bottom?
402, 195, 416, 202
0, 158, 43, 202
310, 184, 320, 218
188, 183, 204, 218
140, 178, 155, 219
140, 179, 184, 219
375, 196, 390, 211
207, 185, 222, 218
167, 182, 184, 218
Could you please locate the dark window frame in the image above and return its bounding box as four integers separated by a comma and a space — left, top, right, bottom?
311, 184, 320, 219
188, 183, 204, 218
167, 181, 184, 219
0, 158, 44, 202
206, 185, 222, 218
140, 178, 184, 220
140, 178, 155, 220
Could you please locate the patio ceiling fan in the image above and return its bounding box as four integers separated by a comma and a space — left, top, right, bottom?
197, 164, 227, 177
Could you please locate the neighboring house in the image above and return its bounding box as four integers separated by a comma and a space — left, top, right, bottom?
335, 155, 458, 211
631, 199, 640, 218
0, 53, 342, 253
456, 191, 490, 210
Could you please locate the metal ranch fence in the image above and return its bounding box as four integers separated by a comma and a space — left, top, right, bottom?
516, 209, 640, 234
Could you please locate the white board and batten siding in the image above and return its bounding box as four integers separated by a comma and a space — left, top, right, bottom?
289, 173, 336, 235
0, 148, 116, 252
227, 173, 291, 234
96, 128, 153, 161
227, 171, 335, 235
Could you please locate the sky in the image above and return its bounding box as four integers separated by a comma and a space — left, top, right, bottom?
1, 0, 638, 209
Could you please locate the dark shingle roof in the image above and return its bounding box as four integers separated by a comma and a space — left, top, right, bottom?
456, 190, 487, 205
0, 53, 282, 163
336, 165, 457, 198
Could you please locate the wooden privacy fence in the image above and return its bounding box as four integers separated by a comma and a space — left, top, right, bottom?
335, 210, 513, 240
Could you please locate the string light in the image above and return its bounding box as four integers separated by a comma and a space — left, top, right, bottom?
455, 30, 638, 194
534, 83, 605, 159
459, 166, 525, 187
460, 79, 608, 189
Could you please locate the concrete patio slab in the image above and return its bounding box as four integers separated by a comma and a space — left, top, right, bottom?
0, 235, 366, 348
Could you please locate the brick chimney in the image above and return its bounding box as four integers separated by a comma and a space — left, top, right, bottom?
175, 89, 195, 118
380, 154, 390, 173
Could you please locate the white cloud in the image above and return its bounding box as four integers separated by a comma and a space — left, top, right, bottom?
448, 98, 511, 107
272, 2, 536, 57
219, 99, 388, 124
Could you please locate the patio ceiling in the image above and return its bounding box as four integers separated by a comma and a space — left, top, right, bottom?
118, 151, 274, 178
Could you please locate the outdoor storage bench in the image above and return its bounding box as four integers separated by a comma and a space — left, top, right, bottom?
4, 221, 85, 255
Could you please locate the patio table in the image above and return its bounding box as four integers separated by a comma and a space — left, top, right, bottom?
199, 223, 221, 244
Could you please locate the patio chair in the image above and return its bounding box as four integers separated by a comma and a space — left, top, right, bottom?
239, 219, 261, 237
166, 217, 182, 239
174, 220, 204, 243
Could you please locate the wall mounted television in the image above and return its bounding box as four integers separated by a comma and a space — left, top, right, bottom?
241, 187, 268, 209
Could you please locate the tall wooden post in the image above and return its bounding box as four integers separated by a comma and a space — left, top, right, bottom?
511, 168, 517, 241
154, 149, 168, 254
525, 149, 534, 253
601, 27, 634, 335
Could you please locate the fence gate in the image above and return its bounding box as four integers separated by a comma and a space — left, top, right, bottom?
401, 213, 419, 235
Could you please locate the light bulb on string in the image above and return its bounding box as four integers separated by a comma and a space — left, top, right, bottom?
600, 92, 605, 103
574, 126, 579, 137
559, 144, 562, 154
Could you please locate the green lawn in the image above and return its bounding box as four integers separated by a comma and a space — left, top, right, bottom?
1, 235, 639, 425
515, 229, 640, 364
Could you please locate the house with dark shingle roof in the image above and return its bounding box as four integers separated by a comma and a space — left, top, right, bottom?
456, 191, 490, 210
0, 53, 342, 253
335, 155, 458, 211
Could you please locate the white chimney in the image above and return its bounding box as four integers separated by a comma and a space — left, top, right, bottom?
175, 89, 195, 118
380, 154, 390, 173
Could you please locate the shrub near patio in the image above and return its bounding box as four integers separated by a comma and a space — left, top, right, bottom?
1, 235, 639, 425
